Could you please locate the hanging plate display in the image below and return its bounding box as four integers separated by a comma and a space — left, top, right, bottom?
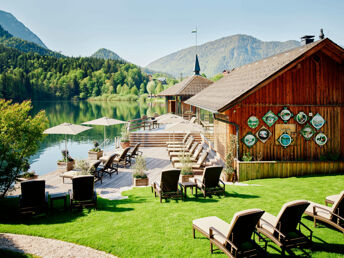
241, 132, 258, 148
314, 133, 328, 146
294, 111, 308, 124
247, 116, 259, 129
256, 126, 272, 143
278, 132, 293, 148
310, 113, 325, 130
278, 107, 293, 123
262, 110, 278, 127
300, 123, 315, 140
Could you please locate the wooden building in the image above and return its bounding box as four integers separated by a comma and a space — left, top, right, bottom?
158, 55, 213, 117
186, 38, 344, 180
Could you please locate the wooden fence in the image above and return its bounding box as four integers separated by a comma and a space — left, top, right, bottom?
236, 160, 344, 182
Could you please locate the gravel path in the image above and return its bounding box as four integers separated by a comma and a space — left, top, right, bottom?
0, 233, 116, 258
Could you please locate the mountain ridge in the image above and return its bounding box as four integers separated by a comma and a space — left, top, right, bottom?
146, 34, 301, 77
91, 48, 123, 61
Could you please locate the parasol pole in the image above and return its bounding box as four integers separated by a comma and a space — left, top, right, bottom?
104, 126, 106, 149
65, 134, 68, 171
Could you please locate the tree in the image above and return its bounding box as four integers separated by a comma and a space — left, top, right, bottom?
146, 81, 156, 97
0, 100, 48, 197
130, 86, 139, 95
155, 82, 163, 94
139, 83, 145, 94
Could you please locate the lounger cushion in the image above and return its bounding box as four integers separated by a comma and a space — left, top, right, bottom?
60, 170, 80, 178
193, 216, 230, 245
190, 176, 203, 188
171, 156, 196, 162
326, 194, 339, 204
259, 212, 277, 234
305, 202, 332, 219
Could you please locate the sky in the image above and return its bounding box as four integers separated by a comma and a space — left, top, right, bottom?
1, 0, 344, 66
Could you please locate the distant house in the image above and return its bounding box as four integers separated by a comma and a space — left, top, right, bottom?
158, 55, 213, 116
156, 77, 167, 84
186, 38, 344, 180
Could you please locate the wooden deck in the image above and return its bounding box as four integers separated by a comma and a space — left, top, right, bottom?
10, 147, 174, 200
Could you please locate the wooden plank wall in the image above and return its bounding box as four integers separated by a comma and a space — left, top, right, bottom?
237, 161, 344, 181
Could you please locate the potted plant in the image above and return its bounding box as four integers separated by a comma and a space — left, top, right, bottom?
88, 141, 103, 160
222, 135, 237, 182
75, 159, 91, 175
180, 153, 193, 182
57, 150, 75, 172
120, 125, 130, 149
133, 155, 148, 186
17, 171, 38, 181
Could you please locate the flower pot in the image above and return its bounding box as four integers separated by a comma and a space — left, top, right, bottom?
134, 177, 149, 186
57, 160, 75, 172
222, 173, 234, 182
88, 150, 103, 160
181, 174, 193, 182
121, 141, 130, 149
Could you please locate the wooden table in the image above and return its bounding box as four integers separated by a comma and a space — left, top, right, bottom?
179, 182, 197, 198
50, 192, 68, 211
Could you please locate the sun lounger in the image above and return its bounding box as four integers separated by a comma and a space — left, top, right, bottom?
167, 137, 194, 153
171, 143, 201, 164
304, 191, 344, 233
168, 141, 199, 158
126, 143, 142, 166
257, 200, 312, 255
113, 147, 131, 169
19, 180, 49, 215
174, 151, 208, 171
166, 132, 191, 146
69, 175, 97, 210
98, 152, 118, 178
192, 209, 266, 257
190, 166, 225, 198
60, 160, 102, 183
151, 169, 183, 203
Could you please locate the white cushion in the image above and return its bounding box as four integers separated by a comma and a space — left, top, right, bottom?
193, 216, 230, 245
306, 202, 332, 220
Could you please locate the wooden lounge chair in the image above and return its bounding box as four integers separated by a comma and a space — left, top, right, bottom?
19, 180, 49, 215
126, 143, 142, 166
190, 166, 225, 198
169, 142, 199, 159
60, 160, 102, 184
152, 169, 183, 203
113, 147, 131, 169
166, 132, 191, 146
98, 152, 118, 178
257, 200, 312, 255
171, 143, 201, 164
192, 209, 266, 257
167, 136, 194, 153
174, 151, 209, 171
69, 175, 97, 210
304, 191, 344, 233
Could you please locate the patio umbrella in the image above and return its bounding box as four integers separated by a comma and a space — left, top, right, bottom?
82, 117, 127, 147
165, 120, 204, 143
157, 115, 185, 124
43, 122, 92, 164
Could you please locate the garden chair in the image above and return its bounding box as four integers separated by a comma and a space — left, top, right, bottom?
98, 152, 118, 178
257, 200, 312, 255
167, 136, 194, 153
113, 147, 131, 169
192, 209, 266, 257
174, 151, 209, 171
126, 143, 142, 166
152, 169, 183, 203
166, 132, 191, 146
171, 143, 202, 165
69, 175, 97, 210
190, 166, 225, 198
19, 180, 49, 215
304, 191, 344, 233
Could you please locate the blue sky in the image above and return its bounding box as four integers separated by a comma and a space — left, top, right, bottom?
1, 0, 343, 66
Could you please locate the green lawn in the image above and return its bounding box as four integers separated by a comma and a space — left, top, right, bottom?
1, 175, 343, 257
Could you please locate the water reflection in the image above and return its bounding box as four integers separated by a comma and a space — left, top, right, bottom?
29, 100, 166, 175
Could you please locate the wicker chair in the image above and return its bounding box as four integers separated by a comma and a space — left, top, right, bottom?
126, 143, 142, 166
98, 152, 118, 178
113, 147, 131, 169
257, 200, 312, 255
69, 175, 97, 210
152, 169, 183, 203
191, 166, 225, 198
19, 180, 49, 215
193, 209, 266, 257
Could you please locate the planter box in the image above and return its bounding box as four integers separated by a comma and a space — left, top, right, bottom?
181, 174, 193, 182
17, 175, 38, 182
121, 141, 130, 149
57, 161, 75, 172
88, 150, 103, 160
134, 177, 149, 186
221, 173, 234, 182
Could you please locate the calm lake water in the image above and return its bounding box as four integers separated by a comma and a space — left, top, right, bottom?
29, 100, 166, 175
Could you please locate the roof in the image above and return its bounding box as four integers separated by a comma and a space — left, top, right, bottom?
158, 75, 213, 96
185, 38, 344, 113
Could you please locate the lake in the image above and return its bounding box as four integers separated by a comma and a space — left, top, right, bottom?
29, 100, 166, 175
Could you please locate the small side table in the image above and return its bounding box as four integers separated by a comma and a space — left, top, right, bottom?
50, 192, 67, 211
325, 194, 338, 206
180, 182, 197, 199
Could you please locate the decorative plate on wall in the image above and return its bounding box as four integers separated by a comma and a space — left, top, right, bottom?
262, 111, 278, 127
256, 126, 272, 143
310, 113, 326, 130
278, 107, 293, 123
295, 111, 308, 124
247, 116, 259, 129
300, 124, 316, 140
314, 133, 328, 146
278, 132, 294, 148
241, 132, 258, 148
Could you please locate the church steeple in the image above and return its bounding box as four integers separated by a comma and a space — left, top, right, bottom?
194, 54, 200, 75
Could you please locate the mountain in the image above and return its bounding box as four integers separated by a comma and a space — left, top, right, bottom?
0, 10, 47, 48
91, 48, 123, 61
0, 25, 63, 58
146, 34, 301, 77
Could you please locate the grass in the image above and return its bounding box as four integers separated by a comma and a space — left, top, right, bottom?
0, 175, 344, 257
